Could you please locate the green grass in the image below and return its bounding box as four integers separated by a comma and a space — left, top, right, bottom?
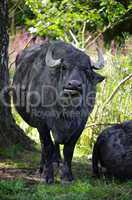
1, 166, 132, 200
1, 149, 132, 200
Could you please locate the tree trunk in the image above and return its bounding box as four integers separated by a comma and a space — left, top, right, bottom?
0, 0, 34, 150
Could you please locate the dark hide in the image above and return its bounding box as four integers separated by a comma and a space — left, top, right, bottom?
92, 120, 132, 179
13, 40, 104, 183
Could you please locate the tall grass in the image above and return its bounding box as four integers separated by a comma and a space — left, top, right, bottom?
81, 50, 132, 152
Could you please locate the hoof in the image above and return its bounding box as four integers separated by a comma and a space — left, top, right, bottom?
40, 176, 54, 184
53, 162, 59, 177
61, 178, 74, 184
59, 163, 74, 184
60, 173, 74, 184
40, 165, 54, 184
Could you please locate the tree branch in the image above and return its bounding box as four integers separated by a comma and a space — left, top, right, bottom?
103, 73, 132, 107
85, 122, 118, 129
69, 29, 79, 47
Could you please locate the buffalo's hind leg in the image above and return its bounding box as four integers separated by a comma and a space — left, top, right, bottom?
92, 142, 100, 177
92, 136, 106, 177
38, 125, 55, 184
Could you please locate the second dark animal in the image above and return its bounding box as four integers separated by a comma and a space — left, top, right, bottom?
92, 120, 132, 179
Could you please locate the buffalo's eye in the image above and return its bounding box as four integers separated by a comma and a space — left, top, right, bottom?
84, 69, 89, 76
61, 64, 67, 71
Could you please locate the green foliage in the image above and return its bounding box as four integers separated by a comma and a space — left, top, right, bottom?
9, 0, 34, 33
25, 0, 132, 46
80, 49, 132, 148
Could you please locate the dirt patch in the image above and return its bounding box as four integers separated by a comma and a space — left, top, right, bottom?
0, 168, 40, 184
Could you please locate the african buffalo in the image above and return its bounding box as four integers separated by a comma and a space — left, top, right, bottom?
92, 120, 132, 179
13, 40, 104, 183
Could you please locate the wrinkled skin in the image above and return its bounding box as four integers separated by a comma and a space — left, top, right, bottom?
13, 41, 104, 183
92, 120, 132, 179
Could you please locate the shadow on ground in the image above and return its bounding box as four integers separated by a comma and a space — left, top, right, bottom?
0, 150, 92, 184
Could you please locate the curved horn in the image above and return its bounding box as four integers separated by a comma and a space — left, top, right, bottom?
45, 44, 61, 67
91, 46, 105, 70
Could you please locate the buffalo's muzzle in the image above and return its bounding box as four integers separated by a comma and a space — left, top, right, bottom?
63, 88, 82, 98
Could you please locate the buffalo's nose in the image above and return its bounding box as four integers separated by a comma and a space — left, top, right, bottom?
67, 80, 82, 90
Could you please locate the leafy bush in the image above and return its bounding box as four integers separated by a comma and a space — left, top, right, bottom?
25, 0, 132, 47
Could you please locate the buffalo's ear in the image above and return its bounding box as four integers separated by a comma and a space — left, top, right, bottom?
93, 71, 105, 84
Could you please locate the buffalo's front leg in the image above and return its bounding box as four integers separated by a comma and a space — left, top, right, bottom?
60, 126, 86, 183
52, 142, 62, 165
39, 142, 61, 174
60, 143, 75, 183
38, 125, 54, 184
60, 133, 84, 184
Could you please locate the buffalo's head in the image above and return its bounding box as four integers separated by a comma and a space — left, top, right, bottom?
44, 41, 104, 116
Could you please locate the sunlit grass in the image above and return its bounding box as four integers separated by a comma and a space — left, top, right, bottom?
80, 51, 132, 148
